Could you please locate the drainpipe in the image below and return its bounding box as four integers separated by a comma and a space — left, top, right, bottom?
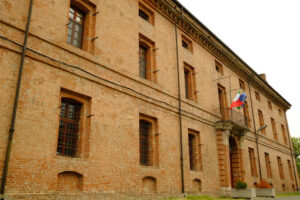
0, 0, 34, 195
284, 112, 299, 190
175, 11, 185, 193
247, 79, 262, 181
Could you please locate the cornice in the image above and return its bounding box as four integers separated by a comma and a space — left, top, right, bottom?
147, 0, 291, 110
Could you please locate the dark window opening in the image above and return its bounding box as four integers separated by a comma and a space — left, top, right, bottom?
140, 120, 151, 166
139, 45, 148, 79
57, 99, 81, 157
182, 40, 189, 49
184, 69, 190, 99
189, 134, 196, 170
67, 6, 85, 48
139, 9, 149, 21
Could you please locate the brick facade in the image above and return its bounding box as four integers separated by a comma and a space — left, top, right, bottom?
0, 0, 298, 199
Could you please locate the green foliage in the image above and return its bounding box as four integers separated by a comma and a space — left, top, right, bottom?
235, 180, 247, 189
277, 192, 300, 197
292, 137, 300, 159
292, 137, 300, 177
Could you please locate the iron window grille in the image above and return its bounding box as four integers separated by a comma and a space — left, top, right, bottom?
57, 98, 81, 157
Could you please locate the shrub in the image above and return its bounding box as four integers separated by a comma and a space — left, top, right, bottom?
257, 179, 272, 188
235, 180, 247, 189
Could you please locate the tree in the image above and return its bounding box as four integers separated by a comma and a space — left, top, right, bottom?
291, 137, 300, 176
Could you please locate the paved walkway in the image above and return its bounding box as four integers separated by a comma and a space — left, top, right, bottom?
256, 196, 300, 200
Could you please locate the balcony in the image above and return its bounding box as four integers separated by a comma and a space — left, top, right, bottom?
214, 108, 250, 136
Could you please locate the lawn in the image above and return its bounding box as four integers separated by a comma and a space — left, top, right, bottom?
276, 192, 300, 197
161, 195, 244, 200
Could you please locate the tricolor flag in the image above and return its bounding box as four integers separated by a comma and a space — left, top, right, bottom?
230, 92, 247, 110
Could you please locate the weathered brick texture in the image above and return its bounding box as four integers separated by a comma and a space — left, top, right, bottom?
0, 0, 298, 199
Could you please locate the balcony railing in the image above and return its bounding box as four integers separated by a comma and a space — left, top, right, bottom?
215, 108, 250, 129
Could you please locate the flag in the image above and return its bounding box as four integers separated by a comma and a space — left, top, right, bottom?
230, 92, 247, 109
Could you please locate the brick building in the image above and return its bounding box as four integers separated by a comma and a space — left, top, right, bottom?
0, 0, 298, 199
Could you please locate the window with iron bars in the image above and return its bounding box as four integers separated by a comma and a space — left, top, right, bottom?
139, 120, 151, 166
57, 98, 81, 157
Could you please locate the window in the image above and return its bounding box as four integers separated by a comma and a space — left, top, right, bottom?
188, 129, 202, 171
277, 156, 284, 179
268, 101, 272, 110
182, 35, 193, 52
139, 114, 158, 166
239, 79, 245, 90
139, 2, 154, 25
281, 124, 288, 145
258, 110, 265, 134
57, 89, 91, 158
57, 98, 82, 157
67, 0, 96, 52
139, 9, 149, 21
67, 6, 85, 48
215, 60, 223, 74
271, 118, 278, 140
243, 101, 251, 127
248, 148, 258, 177
218, 84, 228, 120
184, 63, 197, 101
287, 160, 294, 180
278, 109, 282, 116
265, 153, 272, 178
139, 34, 156, 82
255, 91, 260, 101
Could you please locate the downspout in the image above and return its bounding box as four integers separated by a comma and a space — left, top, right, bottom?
0, 0, 34, 195
175, 13, 185, 194
284, 112, 299, 190
247, 78, 262, 181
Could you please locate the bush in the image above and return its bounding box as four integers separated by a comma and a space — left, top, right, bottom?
257, 179, 272, 188
235, 180, 247, 189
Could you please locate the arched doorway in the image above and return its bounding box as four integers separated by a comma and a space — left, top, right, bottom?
229, 136, 241, 187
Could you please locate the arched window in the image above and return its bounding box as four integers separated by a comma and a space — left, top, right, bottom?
57, 98, 82, 157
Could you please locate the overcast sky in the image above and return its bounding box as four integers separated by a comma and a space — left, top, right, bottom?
178, 0, 300, 137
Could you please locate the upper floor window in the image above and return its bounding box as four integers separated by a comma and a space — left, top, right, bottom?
281, 124, 288, 145
255, 91, 260, 101
139, 2, 154, 25
57, 98, 82, 157
67, 0, 96, 52
68, 6, 85, 48
278, 109, 282, 117
243, 101, 251, 127
188, 129, 202, 171
215, 60, 223, 75
218, 84, 228, 120
139, 114, 158, 166
182, 35, 193, 52
268, 101, 272, 110
271, 118, 278, 140
258, 110, 265, 134
239, 79, 245, 90
184, 63, 197, 102
139, 34, 156, 82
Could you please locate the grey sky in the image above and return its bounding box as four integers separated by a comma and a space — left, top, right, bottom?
178, 0, 300, 137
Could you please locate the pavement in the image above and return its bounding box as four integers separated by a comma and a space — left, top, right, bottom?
256, 197, 300, 200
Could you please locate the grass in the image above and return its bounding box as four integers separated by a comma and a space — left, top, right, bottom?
276, 192, 300, 197
161, 195, 244, 200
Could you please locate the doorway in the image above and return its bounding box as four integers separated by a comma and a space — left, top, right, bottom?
229, 137, 241, 187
